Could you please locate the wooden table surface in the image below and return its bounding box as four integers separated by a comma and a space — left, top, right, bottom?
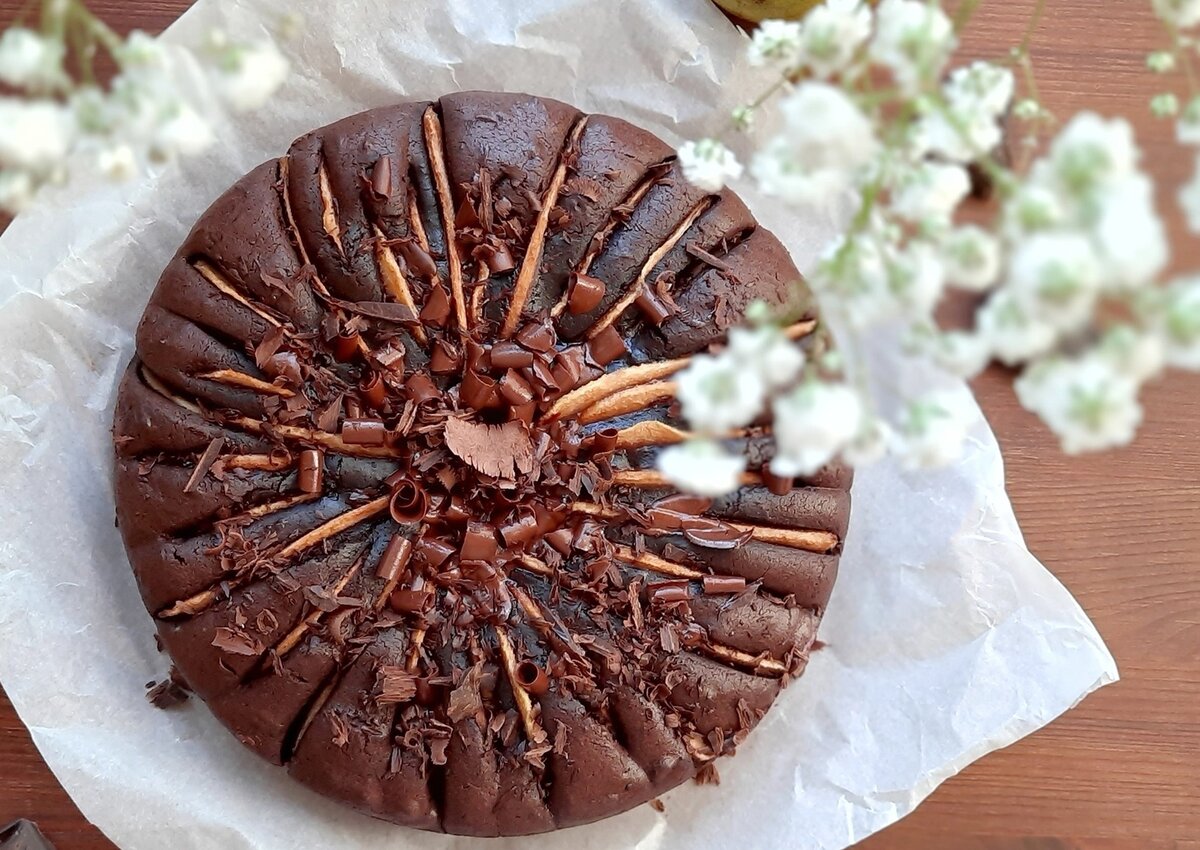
1, 1, 1197, 848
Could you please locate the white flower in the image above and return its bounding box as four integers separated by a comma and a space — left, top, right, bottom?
1147, 51, 1177, 74
98, 144, 138, 181
1015, 356, 1142, 454
887, 240, 945, 316
771, 380, 863, 477
1092, 175, 1168, 291
1045, 112, 1138, 197
1179, 156, 1200, 233
890, 161, 970, 225
930, 329, 991, 378
940, 225, 1001, 292
1151, 93, 1180, 118
727, 324, 805, 390
0, 27, 64, 90
1178, 96, 1200, 145
1006, 232, 1102, 332
657, 439, 746, 498
747, 19, 803, 69
150, 103, 215, 160
0, 98, 74, 174
1098, 325, 1164, 384
896, 390, 975, 468
842, 415, 892, 466
945, 61, 1015, 119
212, 41, 290, 112
976, 288, 1058, 366
797, 0, 872, 79
1160, 276, 1200, 369
118, 30, 167, 69
679, 138, 743, 193
676, 351, 766, 434
1002, 181, 1066, 239
0, 169, 35, 214
813, 232, 893, 327
869, 0, 956, 94
1152, 0, 1200, 28
754, 82, 877, 208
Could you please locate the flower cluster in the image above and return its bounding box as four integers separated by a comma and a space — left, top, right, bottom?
666, 0, 1200, 497
0, 2, 290, 216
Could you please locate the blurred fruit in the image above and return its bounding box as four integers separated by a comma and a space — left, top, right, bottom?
712, 0, 822, 22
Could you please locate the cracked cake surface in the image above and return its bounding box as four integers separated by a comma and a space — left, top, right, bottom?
112, 91, 851, 835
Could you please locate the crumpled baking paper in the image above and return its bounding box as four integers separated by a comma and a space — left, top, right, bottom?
0, 0, 1117, 848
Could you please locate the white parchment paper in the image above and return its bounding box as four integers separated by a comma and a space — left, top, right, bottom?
0, 1, 1117, 848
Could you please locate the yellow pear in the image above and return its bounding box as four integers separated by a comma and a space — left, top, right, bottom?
712, 0, 822, 22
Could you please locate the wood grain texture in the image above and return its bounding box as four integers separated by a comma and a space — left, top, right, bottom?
0, 1, 1197, 849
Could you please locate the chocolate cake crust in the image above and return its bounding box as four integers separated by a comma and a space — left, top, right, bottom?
112, 91, 850, 835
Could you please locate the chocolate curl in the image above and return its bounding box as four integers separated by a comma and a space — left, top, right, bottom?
332, 328, 360, 362
443, 495, 470, 524
420, 283, 453, 326
406, 372, 439, 405
389, 478, 429, 523
515, 320, 555, 352
635, 288, 673, 325
490, 340, 534, 369
341, 418, 387, 445
702, 575, 747, 595
359, 371, 387, 410
587, 324, 628, 366
461, 521, 499, 562
416, 537, 455, 568
583, 427, 619, 455
648, 580, 691, 604
510, 401, 536, 424
430, 339, 461, 374
371, 154, 394, 200
461, 370, 500, 410
389, 588, 434, 614
515, 661, 550, 696
297, 449, 324, 494
498, 369, 534, 407
762, 468, 793, 496
566, 272, 606, 315
499, 507, 540, 548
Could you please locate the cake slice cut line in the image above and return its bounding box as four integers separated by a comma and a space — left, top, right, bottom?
422, 106, 469, 332
373, 224, 429, 346
500, 116, 589, 339
191, 259, 285, 329
199, 368, 296, 398
583, 198, 713, 341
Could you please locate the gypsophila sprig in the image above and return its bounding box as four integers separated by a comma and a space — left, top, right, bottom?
0, 1, 293, 216
661, 0, 1200, 496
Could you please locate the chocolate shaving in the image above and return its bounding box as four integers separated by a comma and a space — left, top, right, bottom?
683, 523, 754, 550
211, 627, 264, 657
145, 667, 191, 709
254, 326, 287, 370
320, 294, 418, 324
330, 712, 350, 748
446, 663, 484, 722
443, 418, 535, 479
183, 437, 225, 494
315, 393, 343, 432
685, 242, 733, 272
375, 665, 419, 705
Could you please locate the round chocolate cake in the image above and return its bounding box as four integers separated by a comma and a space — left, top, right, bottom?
112, 92, 850, 835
